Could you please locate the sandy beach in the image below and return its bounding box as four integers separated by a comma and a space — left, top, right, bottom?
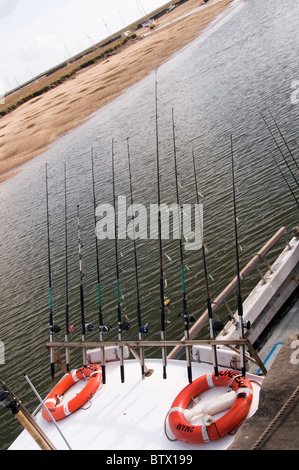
0, 0, 232, 183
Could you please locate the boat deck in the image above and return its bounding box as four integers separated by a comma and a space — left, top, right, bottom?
9, 359, 262, 451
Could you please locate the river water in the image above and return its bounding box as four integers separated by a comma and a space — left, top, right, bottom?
0, 0, 298, 450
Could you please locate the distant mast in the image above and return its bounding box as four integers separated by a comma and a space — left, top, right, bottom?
100, 15, 111, 37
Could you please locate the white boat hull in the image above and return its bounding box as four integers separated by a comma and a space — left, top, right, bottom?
217, 236, 299, 345
9, 359, 262, 451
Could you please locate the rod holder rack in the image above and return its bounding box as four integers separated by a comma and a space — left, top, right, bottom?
46, 337, 267, 376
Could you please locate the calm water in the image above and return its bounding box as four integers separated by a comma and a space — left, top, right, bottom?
1, 0, 298, 449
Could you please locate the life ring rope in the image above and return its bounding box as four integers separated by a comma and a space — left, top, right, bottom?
164, 409, 177, 442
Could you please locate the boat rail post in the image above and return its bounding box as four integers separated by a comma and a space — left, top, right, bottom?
23, 373, 72, 450
127, 346, 154, 377
244, 339, 268, 375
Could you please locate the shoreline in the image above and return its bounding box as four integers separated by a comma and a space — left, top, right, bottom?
0, 0, 233, 183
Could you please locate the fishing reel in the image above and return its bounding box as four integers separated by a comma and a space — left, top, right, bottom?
178, 312, 196, 324
141, 323, 149, 335
99, 324, 112, 334
213, 320, 224, 334
228, 315, 251, 331
51, 324, 61, 334
120, 321, 130, 331
0, 391, 19, 415
85, 323, 94, 333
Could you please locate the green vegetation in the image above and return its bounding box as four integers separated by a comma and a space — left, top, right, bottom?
0, 34, 137, 117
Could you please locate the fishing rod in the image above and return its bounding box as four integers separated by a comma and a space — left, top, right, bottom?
260, 113, 299, 189
91, 148, 106, 384
267, 108, 299, 171
126, 138, 146, 379
191, 150, 219, 378
111, 139, 125, 383
171, 109, 192, 383
230, 135, 246, 378
45, 164, 55, 379
155, 70, 167, 380
270, 152, 299, 211
64, 164, 70, 372
77, 204, 91, 367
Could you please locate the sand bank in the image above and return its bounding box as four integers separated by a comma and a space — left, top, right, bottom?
0, 0, 232, 183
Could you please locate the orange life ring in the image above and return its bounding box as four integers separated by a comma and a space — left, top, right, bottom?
42, 364, 102, 422
168, 369, 253, 444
